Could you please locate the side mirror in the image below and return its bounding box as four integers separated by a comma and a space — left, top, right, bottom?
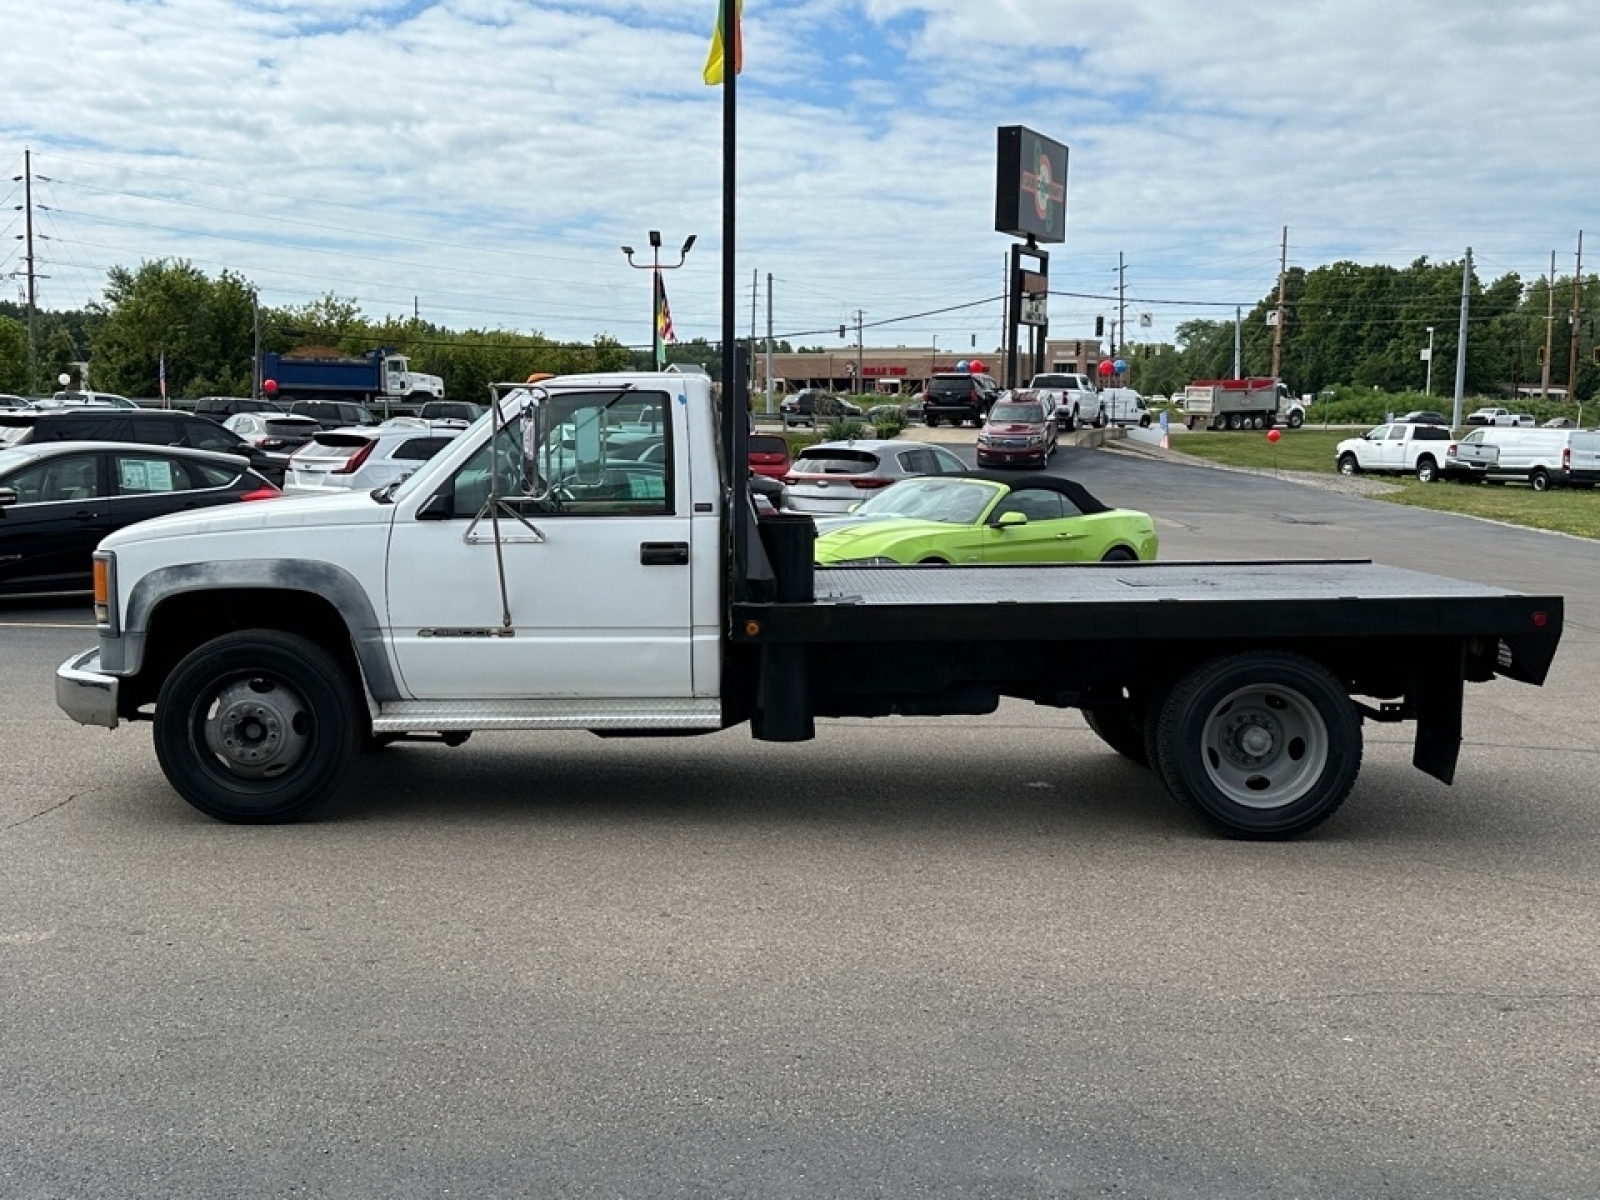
997, 511, 1028, 528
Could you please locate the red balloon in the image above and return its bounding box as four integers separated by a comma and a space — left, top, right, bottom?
1097, 360, 1114, 376
263, 378, 278, 395
1267, 428, 1281, 443
968, 359, 984, 374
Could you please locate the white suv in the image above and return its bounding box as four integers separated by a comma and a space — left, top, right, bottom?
284, 422, 467, 493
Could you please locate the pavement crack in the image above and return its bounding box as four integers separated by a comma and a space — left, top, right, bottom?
4, 794, 80, 831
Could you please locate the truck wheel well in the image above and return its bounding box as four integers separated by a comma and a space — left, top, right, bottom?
129, 589, 363, 713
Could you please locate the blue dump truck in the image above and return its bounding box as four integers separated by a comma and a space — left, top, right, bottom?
261, 349, 444, 413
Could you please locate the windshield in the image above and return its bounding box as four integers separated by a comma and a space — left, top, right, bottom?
988, 403, 1045, 424
852, 478, 998, 524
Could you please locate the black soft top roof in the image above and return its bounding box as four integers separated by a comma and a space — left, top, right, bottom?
961, 470, 1110, 515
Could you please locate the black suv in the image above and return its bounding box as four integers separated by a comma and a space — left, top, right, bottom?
0, 408, 285, 482
288, 399, 381, 430
923, 372, 1000, 427
779, 390, 864, 428
193, 395, 283, 418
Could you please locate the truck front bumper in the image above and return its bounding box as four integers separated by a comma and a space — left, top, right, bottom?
57, 649, 120, 730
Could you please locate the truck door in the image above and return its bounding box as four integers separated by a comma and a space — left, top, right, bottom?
383, 389, 696, 700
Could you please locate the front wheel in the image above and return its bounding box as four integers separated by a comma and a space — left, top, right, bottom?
925, 414, 939, 427
1287, 411, 1305, 429
1338, 453, 1360, 476
153, 630, 360, 823
1153, 652, 1362, 838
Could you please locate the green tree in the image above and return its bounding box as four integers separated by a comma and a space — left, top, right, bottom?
90, 260, 257, 397
0, 316, 27, 392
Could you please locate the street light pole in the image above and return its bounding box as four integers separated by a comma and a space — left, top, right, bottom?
1424, 326, 1435, 396
622, 230, 696, 370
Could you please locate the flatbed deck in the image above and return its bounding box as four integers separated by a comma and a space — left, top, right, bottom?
734, 559, 1562, 682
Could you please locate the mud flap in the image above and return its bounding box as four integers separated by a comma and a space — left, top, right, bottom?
1412, 640, 1464, 785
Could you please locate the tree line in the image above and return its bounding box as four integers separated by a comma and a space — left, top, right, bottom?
2, 255, 1596, 402
1120, 256, 1599, 403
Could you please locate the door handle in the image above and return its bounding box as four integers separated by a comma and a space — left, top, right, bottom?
73, 510, 98, 521
640, 541, 689, 566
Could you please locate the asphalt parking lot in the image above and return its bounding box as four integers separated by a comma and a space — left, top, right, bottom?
3, 444, 1598, 1198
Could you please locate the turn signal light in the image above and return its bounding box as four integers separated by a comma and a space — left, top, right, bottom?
240, 487, 281, 502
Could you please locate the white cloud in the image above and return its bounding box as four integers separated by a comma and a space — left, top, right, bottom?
2, 0, 1596, 355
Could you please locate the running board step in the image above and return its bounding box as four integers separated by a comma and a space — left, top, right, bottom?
371, 697, 723, 733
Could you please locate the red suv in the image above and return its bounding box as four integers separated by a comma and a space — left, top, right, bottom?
975, 395, 1058, 468
748, 432, 792, 478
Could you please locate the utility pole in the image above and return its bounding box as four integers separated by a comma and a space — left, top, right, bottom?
1233, 307, 1242, 378
1452, 248, 1471, 429
1567, 231, 1584, 403
1271, 225, 1288, 381
252, 294, 262, 400
1117, 252, 1127, 357
854, 309, 865, 397
1542, 250, 1556, 400
764, 272, 774, 414
14, 148, 39, 392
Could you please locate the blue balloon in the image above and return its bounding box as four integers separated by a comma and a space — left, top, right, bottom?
1113, 358, 1128, 374
956, 359, 969, 372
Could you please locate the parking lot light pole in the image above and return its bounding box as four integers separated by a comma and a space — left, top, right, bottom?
1424, 326, 1435, 396
622, 231, 696, 370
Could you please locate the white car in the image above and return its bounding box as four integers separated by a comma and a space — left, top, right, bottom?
783, 438, 968, 514
284, 423, 466, 494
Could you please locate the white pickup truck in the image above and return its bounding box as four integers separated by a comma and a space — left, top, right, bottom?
1025, 373, 1105, 432
53, 371, 1566, 839
1335, 422, 1489, 483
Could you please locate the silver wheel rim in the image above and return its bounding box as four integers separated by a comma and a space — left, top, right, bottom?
1198, 682, 1329, 810
201, 676, 313, 780
1340, 457, 1355, 475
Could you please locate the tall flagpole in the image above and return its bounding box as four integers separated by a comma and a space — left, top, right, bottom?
718, 0, 747, 598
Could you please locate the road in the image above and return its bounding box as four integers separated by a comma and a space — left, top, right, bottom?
3, 445, 1598, 1199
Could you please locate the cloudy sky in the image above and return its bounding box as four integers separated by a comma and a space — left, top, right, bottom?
2, 0, 1596, 355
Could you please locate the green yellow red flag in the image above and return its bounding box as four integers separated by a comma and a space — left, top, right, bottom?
703, 0, 743, 86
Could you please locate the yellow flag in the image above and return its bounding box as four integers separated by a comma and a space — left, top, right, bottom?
703, 0, 743, 86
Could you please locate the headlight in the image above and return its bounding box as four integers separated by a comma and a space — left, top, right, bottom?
976, 434, 991, 445
1027, 434, 1044, 445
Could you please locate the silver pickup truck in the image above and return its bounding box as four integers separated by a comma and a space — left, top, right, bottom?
1448, 428, 1502, 476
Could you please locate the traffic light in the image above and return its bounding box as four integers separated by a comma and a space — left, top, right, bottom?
839, 325, 846, 339
1094, 316, 1104, 337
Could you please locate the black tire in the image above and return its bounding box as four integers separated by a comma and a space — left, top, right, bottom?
1227, 413, 1243, 431
1530, 468, 1550, 492
1153, 652, 1362, 839
1288, 411, 1304, 429
1083, 705, 1149, 767
1186, 416, 1197, 430
1338, 453, 1360, 476
153, 630, 360, 823
1141, 414, 1152, 428
1100, 545, 1138, 562
1251, 415, 1265, 430
925, 414, 939, 427
1416, 456, 1438, 483
916, 557, 950, 565
1063, 407, 1079, 434
1094, 410, 1108, 429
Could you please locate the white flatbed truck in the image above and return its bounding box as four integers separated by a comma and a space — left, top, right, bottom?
57, 371, 1564, 838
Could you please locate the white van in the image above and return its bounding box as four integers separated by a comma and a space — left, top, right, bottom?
1480, 427, 1600, 490
1101, 387, 1151, 427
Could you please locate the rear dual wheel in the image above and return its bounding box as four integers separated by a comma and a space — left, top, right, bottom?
1152, 652, 1361, 839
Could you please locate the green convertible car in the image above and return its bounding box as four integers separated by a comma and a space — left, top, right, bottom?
813, 473, 1158, 566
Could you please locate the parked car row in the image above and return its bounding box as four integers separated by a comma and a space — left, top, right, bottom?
1336, 421, 1600, 489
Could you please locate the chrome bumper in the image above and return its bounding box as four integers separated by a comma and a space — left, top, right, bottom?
56, 649, 120, 730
